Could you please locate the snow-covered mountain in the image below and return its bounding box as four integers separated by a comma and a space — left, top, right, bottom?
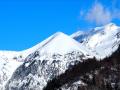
5, 32, 90, 90
0, 23, 120, 90
71, 23, 120, 59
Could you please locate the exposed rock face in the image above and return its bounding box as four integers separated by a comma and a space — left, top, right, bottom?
5, 50, 85, 90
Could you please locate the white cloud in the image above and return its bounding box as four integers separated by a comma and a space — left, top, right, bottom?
81, 2, 120, 25
86, 3, 112, 25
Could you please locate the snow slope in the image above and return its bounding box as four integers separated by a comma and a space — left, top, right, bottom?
0, 32, 85, 89
72, 23, 120, 59
5, 32, 91, 90
0, 51, 23, 90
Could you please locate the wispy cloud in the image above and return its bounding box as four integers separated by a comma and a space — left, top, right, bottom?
81, 1, 120, 25
86, 3, 112, 25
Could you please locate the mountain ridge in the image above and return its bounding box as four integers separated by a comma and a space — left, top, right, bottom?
0, 23, 120, 90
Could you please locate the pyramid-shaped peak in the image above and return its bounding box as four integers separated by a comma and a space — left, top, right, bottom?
52, 31, 70, 38
22, 31, 87, 56
32, 31, 88, 55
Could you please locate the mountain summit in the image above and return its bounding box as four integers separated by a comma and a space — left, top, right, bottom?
72, 23, 120, 59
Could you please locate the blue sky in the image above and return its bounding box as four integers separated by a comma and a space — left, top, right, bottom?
0, 0, 120, 51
